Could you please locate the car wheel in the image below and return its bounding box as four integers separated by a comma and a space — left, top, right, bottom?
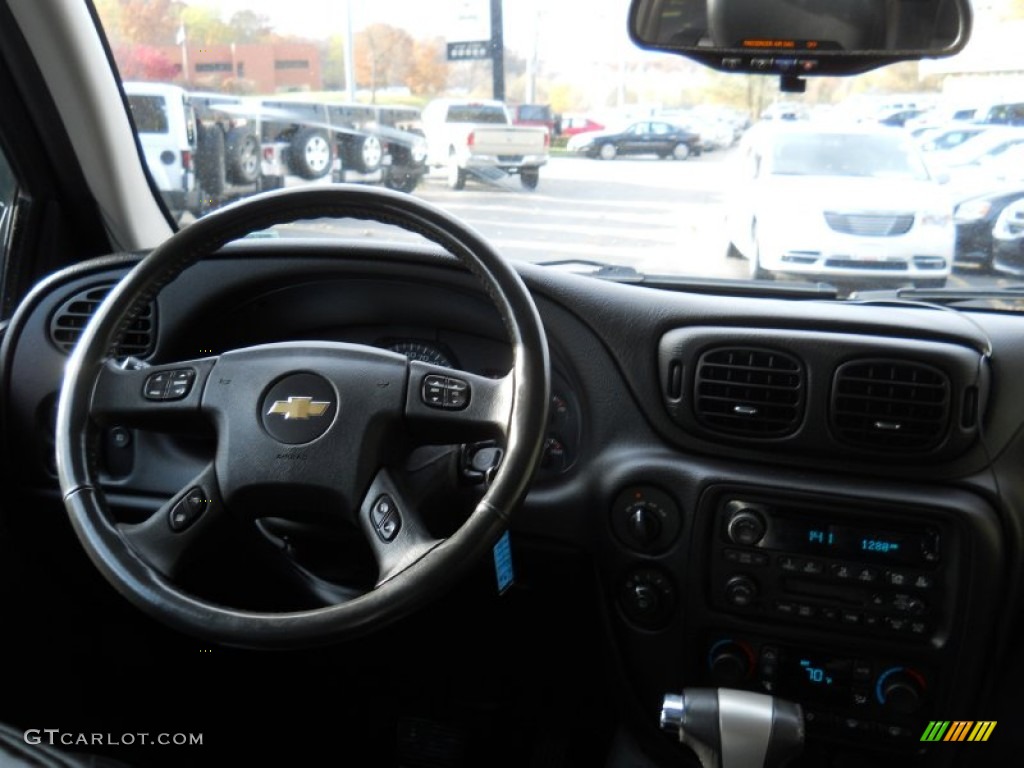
598, 143, 617, 160
672, 142, 691, 160
447, 155, 466, 190
385, 171, 419, 194
354, 134, 383, 173
225, 127, 260, 185
289, 128, 332, 180
55, 186, 551, 648
520, 169, 539, 190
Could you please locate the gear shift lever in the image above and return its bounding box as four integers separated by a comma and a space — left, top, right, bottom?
660, 688, 804, 768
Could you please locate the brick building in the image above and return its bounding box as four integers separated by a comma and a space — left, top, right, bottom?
157, 42, 321, 93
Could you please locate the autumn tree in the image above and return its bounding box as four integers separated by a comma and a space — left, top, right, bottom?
355, 24, 413, 102
114, 44, 179, 80
229, 10, 273, 43
406, 37, 447, 96
119, 0, 182, 45
180, 4, 231, 46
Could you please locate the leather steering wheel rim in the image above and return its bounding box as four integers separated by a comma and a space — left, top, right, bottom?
55, 185, 550, 648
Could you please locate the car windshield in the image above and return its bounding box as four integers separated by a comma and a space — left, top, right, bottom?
770, 133, 930, 180
90, 0, 1024, 305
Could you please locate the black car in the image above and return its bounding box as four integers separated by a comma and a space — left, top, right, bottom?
953, 185, 1024, 270
568, 120, 702, 160
992, 196, 1024, 274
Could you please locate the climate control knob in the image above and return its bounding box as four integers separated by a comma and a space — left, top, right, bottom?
627, 503, 663, 546
876, 667, 926, 714
725, 503, 767, 546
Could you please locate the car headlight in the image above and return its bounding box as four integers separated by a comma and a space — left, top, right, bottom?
921, 211, 952, 227
411, 138, 427, 164
953, 200, 992, 222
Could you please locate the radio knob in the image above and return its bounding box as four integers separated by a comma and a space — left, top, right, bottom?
877, 668, 926, 714
724, 575, 758, 608
726, 507, 767, 546
708, 640, 754, 685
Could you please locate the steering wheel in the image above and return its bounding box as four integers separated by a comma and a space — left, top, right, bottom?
55, 186, 550, 648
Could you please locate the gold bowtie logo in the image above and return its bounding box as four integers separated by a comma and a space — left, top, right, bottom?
266, 396, 331, 420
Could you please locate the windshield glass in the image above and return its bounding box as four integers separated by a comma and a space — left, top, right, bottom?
91, 0, 1024, 304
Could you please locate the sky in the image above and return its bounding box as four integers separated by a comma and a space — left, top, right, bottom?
210, 0, 637, 67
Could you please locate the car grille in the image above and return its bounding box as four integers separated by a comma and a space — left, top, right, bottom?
824, 212, 915, 236
823, 259, 907, 271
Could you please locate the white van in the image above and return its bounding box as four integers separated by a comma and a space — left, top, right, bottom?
123, 81, 200, 218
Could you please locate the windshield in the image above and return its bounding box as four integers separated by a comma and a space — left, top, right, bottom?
92, 0, 1024, 304
770, 133, 930, 180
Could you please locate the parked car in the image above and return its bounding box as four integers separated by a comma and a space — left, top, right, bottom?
567, 120, 702, 160
560, 113, 605, 137
953, 185, 1024, 271
421, 98, 549, 189
724, 124, 954, 287
992, 195, 1024, 274
122, 81, 200, 218
511, 103, 558, 136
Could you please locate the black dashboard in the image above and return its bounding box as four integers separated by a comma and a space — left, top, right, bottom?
3, 239, 1023, 767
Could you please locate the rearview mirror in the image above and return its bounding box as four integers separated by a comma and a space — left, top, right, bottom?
628, 0, 972, 83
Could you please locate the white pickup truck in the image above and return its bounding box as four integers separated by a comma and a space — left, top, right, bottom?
422, 99, 549, 190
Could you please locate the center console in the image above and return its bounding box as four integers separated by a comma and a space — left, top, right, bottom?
691, 485, 973, 756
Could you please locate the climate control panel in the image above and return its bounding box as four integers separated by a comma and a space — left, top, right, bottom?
705, 635, 930, 747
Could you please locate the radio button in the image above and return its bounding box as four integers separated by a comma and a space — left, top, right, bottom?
841, 610, 863, 625
724, 548, 769, 566
855, 567, 880, 583
864, 613, 882, 629
796, 603, 816, 619
912, 573, 935, 590
775, 601, 796, 616
885, 616, 908, 632
831, 563, 854, 580
886, 569, 910, 587
820, 606, 839, 622
801, 559, 824, 575
851, 689, 871, 708
779, 555, 803, 572
909, 621, 929, 635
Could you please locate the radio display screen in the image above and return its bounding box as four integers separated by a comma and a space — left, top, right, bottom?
757, 515, 939, 565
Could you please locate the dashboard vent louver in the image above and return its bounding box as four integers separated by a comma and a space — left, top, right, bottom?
49, 284, 156, 357
694, 347, 805, 437
831, 360, 950, 451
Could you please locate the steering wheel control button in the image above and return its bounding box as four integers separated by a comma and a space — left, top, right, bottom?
143, 371, 171, 399
143, 368, 197, 400
261, 373, 336, 444
166, 368, 196, 399
421, 374, 471, 410
371, 494, 401, 542
169, 487, 208, 531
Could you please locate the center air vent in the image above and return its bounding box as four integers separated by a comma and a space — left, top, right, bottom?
49, 284, 156, 357
694, 347, 805, 437
831, 360, 950, 451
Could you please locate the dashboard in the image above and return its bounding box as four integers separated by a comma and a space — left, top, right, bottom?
3, 239, 1023, 767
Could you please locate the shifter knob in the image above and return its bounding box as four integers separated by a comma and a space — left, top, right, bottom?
660, 688, 804, 768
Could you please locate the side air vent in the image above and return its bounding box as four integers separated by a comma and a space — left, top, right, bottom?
49, 284, 156, 356
831, 360, 950, 451
694, 347, 805, 437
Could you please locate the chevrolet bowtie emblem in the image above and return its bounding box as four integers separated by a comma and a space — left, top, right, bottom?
266, 396, 331, 420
